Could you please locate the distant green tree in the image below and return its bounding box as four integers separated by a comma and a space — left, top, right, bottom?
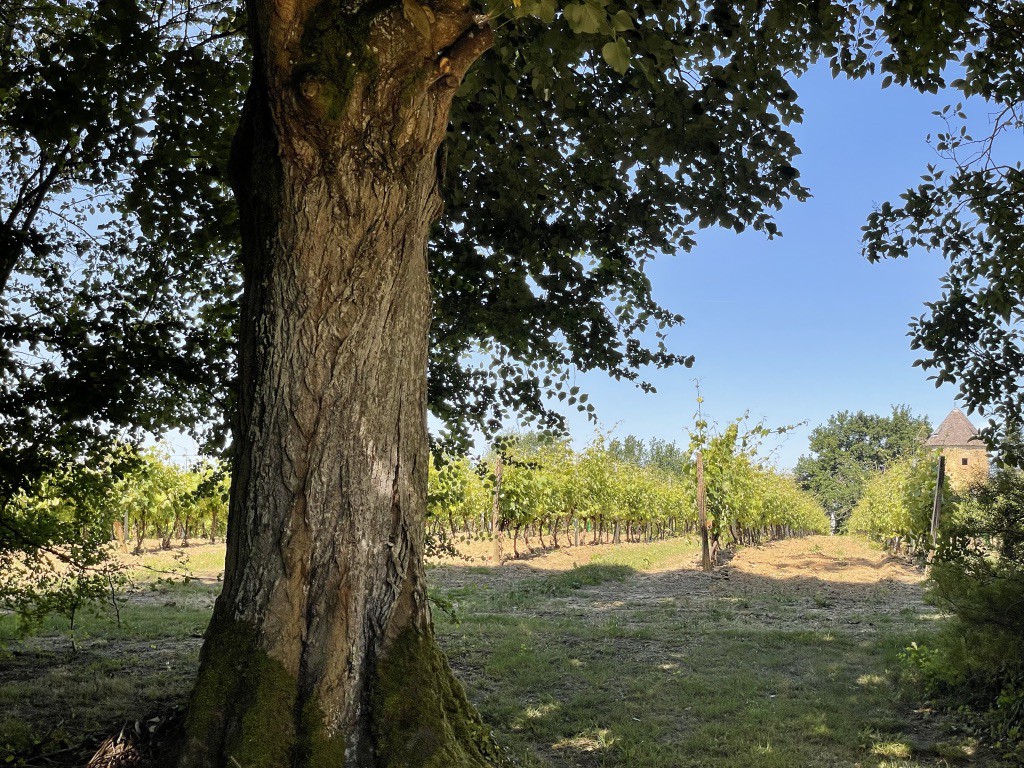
608, 436, 689, 477
795, 406, 931, 531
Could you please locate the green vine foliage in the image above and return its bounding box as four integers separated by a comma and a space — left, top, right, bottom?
427, 431, 828, 549
0, 452, 131, 636
0, 448, 229, 630
685, 417, 830, 545
846, 451, 947, 551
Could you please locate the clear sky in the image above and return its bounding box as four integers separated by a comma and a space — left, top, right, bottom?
556, 61, 978, 469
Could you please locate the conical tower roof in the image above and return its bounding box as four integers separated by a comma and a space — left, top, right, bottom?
925, 409, 982, 448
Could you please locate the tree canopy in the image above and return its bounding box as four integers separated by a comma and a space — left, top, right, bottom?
1, 0, 1019, 469
0, 0, 929, 495
795, 405, 932, 530
859, 1, 1024, 455
0, 0, 243, 500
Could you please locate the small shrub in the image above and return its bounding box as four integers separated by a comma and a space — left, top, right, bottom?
906, 468, 1024, 758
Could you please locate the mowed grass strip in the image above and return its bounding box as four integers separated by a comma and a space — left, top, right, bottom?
433, 536, 987, 768
0, 535, 995, 766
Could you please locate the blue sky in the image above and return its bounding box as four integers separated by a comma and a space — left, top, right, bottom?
557, 62, 976, 469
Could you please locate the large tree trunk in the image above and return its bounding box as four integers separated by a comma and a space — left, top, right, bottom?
175, 2, 496, 766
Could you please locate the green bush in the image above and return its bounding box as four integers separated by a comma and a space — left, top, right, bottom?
904, 468, 1024, 757
0, 447, 230, 634
0, 455, 130, 636
847, 452, 947, 552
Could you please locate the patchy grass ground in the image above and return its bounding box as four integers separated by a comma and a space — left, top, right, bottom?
0, 535, 1002, 766
431, 535, 982, 767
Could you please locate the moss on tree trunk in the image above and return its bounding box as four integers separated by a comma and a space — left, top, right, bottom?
370, 628, 506, 768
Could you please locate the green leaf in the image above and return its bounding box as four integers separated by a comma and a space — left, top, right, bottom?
537, 0, 558, 24
611, 10, 633, 32
564, 2, 605, 34
602, 37, 630, 74
513, 0, 540, 19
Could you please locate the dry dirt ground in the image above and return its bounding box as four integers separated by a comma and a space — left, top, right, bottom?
431, 534, 928, 633
577, 536, 927, 631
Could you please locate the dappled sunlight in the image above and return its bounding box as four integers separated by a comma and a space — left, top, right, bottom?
523, 702, 560, 720
858, 673, 888, 688
809, 721, 833, 737
872, 741, 913, 758
551, 728, 617, 753
427, 535, 929, 623
3, 531, 977, 767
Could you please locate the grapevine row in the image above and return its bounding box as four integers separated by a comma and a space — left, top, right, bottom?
428, 433, 828, 558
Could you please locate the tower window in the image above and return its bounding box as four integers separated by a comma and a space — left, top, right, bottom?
962, 458, 969, 466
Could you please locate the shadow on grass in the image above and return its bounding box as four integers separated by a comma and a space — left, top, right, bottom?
0, 539, 988, 768
428, 556, 983, 768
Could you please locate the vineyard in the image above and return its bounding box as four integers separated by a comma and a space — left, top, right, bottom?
428, 429, 829, 561
0, 427, 828, 631
0, 450, 228, 629
3, 430, 1018, 766
7, 450, 230, 553
847, 454, 944, 553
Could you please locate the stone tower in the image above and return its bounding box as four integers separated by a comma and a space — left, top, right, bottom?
924, 409, 990, 489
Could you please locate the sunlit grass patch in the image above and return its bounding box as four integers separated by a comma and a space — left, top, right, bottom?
588, 536, 699, 570
873, 741, 913, 758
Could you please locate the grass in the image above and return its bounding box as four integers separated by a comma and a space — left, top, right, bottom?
0, 571, 216, 764
0, 602, 208, 764
476, 564, 637, 612
586, 536, 700, 571
125, 540, 227, 584
438, 616, 949, 767
0, 535, 1001, 766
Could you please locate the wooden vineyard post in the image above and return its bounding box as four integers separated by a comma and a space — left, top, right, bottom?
697, 451, 712, 571
930, 454, 946, 551
113, 518, 127, 552
492, 454, 504, 564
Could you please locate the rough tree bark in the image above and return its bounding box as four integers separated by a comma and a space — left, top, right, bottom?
174, 0, 498, 765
